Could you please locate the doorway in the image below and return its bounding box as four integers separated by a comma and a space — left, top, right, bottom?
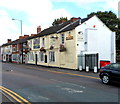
45, 55, 47, 63
35, 54, 37, 65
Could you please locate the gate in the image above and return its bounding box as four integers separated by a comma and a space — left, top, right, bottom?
85, 54, 98, 70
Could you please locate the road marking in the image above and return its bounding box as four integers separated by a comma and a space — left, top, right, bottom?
50, 79, 86, 89
0, 86, 31, 104
61, 87, 83, 93
0, 87, 24, 104
27, 67, 99, 79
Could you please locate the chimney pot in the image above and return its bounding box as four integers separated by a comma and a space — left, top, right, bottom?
19, 36, 24, 39
37, 26, 41, 33
24, 35, 29, 39
31, 34, 37, 37
8, 39, 11, 43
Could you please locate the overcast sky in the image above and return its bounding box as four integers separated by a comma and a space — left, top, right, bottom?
0, 0, 119, 45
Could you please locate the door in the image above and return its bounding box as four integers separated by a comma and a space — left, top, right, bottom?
45, 55, 47, 63
85, 54, 98, 70
35, 54, 37, 65
9, 55, 12, 63
110, 63, 120, 81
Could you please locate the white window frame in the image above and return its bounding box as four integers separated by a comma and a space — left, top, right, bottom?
42, 38, 45, 47
33, 38, 40, 49
49, 51, 55, 62
12, 54, 18, 61
39, 52, 44, 62
29, 52, 34, 61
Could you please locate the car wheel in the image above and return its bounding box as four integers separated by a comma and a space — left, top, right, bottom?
102, 75, 110, 84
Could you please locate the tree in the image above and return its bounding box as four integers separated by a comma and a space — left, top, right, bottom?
52, 17, 68, 26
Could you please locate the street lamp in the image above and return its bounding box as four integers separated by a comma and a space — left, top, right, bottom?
12, 18, 22, 36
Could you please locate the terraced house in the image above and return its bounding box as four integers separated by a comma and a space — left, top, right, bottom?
26, 16, 116, 70
1, 16, 116, 71
1, 35, 34, 64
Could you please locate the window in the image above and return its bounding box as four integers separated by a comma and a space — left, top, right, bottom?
33, 38, 40, 49
39, 52, 44, 62
110, 63, 120, 70
29, 52, 34, 61
28, 40, 32, 48
61, 34, 65, 44
12, 45, 17, 52
49, 51, 55, 62
12, 54, 18, 61
42, 38, 45, 47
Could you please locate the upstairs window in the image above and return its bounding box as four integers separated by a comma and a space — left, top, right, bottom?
33, 38, 40, 49
42, 38, 45, 47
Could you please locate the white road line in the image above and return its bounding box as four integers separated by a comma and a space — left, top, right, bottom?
50, 79, 86, 89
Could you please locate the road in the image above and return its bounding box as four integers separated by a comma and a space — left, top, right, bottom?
1, 63, 120, 103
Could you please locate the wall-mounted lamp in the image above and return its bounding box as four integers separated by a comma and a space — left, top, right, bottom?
50, 36, 58, 39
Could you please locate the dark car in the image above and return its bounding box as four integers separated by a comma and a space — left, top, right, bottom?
99, 63, 120, 84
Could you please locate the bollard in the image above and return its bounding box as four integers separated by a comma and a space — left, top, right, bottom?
86, 66, 89, 72
79, 66, 82, 71
94, 66, 97, 73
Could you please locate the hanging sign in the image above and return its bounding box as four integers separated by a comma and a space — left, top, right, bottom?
66, 34, 73, 40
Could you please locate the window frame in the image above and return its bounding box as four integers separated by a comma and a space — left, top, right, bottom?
49, 51, 55, 63
39, 52, 44, 62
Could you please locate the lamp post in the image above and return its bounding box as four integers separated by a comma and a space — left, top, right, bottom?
12, 18, 22, 36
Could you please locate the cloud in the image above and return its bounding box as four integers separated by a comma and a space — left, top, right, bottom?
0, 0, 71, 45
0, 10, 20, 45
51, 0, 119, 13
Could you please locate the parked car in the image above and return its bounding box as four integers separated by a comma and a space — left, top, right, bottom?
99, 63, 120, 84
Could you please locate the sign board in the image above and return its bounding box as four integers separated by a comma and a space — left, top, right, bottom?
77, 34, 84, 42
66, 34, 73, 40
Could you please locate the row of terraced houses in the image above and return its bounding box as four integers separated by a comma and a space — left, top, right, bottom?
0, 16, 116, 71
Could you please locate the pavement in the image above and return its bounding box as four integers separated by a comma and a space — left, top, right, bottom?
17, 63, 99, 78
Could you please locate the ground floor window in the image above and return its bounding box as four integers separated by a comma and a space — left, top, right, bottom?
49, 51, 55, 62
28, 52, 34, 61
39, 52, 44, 62
12, 54, 18, 61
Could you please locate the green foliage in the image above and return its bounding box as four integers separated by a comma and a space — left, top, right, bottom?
52, 17, 68, 26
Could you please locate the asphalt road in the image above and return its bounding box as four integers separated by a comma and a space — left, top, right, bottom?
1, 63, 120, 103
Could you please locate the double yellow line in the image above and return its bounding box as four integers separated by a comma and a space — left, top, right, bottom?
0, 86, 31, 104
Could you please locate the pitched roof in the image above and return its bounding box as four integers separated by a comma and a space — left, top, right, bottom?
1, 16, 94, 46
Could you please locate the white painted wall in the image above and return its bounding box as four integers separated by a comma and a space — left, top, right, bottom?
76, 15, 116, 63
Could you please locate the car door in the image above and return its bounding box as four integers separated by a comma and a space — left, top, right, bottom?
110, 63, 120, 81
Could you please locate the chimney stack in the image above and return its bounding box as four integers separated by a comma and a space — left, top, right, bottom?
7, 39, 11, 43
31, 34, 37, 37
19, 36, 24, 39
71, 17, 80, 22
37, 26, 41, 34
24, 35, 29, 39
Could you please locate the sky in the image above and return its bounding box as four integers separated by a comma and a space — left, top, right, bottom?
0, 0, 119, 45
